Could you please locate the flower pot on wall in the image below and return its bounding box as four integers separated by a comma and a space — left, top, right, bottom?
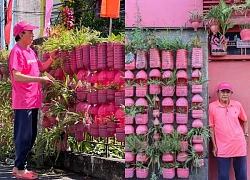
125, 115, 134, 125
125, 167, 135, 178
176, 98, 188, 124
192, 119, 203, 128
192, 48, 203, 68
136, 153, 148, 163
136, 125, 148, 135
125, 125, 134, 134
125, 151, 135, 162
240, 29, 250, 41
192, 135, 203, 144
192, 109, 203, 119
90, 124, 99, 137
149, 69, 161, 94
193, 144, 204, 153
149, 48, 161, 68
176, 70, 188, 97
125, 52, 136, 70
90, 46, 98, 71
125, 86, 134, 97
162, 153, 174, 162
115, 91, 125, 106
107, 42, 114, 69
162, 124, 174, 134
97, 43, 107, 70
162, 168, 175, 179
114, 43, 125, 70
177, 168, 189, 179
136, 168, 149, 179
177, 152, 188, 162
162, 86, 175, 97
176, 49, 188, 69
70, 50, 77, 73
98, 90, 107, 104
76, 46, 84, 69
107, 89, 115, 102
136, 50, 147, 69
82, 44, 90, 69
161, 50, 174, 70
162, 98, 174, 124
136, 86, 148, 97
192, 85, 202, 94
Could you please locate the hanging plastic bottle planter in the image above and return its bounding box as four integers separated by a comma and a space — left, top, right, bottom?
162, 70, 175, 97
176, 98, 188, 124
191, 94, 203, 119
176, 70, 188, 97
162, 98, 174, 124
135, 98, 148, 125
161, 49, 174, 70
191, 69, 204, 94
125, 70, 135, 97
135, 70, 148, 97
148, 69, 162, 94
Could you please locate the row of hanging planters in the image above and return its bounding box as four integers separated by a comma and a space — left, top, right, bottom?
125, 30, 204, 71
124, 29, 209, 179
39, 26, 126, 147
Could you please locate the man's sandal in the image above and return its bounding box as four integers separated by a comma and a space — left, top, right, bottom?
13, 171, 38, 179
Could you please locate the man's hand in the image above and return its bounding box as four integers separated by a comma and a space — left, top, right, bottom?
50, 49, 60, 60
212, 146, 217, 157
39, 76, 53, 85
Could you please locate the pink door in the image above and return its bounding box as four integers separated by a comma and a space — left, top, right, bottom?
208, 61, 250, 180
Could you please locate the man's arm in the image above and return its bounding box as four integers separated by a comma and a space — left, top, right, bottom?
210, 126, 217, 156
13, 70, 51, 84
39, 57, 53, 73
243, 120, 248, 135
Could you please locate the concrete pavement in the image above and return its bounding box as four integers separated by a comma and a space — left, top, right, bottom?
0, 162, 99, 180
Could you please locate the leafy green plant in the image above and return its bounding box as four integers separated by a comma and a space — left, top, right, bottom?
147, 78, 163, 85
190, 75, 209, 85
0, 50, 10, 63
145, 94, 160, 110
173, 37, 190, 50
125, 79, 135, 87
130, 28, 150, 51
191, 34, 201, 48
161, 70, 177, 86
190, 104, 203, 111
157, 37, 176, 51
189, 11, 202, 23
187, 127, 211, 146
126, 134, 148, 154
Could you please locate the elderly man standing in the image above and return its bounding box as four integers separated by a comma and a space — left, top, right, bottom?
9, 21, 59, 179
209, 83, 248, 180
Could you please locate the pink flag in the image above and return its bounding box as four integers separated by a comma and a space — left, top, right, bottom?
4, 0, 13, 44
43, 0, 53, 37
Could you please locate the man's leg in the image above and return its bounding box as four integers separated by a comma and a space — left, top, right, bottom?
14, 109, 34, 170
233, 156, 247, 180
217, 157, 231, 180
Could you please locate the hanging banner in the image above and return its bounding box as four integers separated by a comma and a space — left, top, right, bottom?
43, 0, 53, 37
4, 0, 13, 45
100, 0, 120, 18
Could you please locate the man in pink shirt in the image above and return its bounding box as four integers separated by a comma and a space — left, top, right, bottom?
209, 83, 248, 180
9, 21, 59, 179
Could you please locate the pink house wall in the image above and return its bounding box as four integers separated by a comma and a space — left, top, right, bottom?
125, 0, 203, 28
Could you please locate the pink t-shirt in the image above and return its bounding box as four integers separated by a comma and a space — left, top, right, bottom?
9, 44, 42, 109
209, 100, 247, 157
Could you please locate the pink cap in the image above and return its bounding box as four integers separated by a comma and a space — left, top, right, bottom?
13, 21, 39, 37
218, 83, 233, 92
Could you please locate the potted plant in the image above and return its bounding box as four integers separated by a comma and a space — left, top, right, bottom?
174, 37, 190, 70
162, 98, 174, 124
204, 4, 220, 33
135, 162, 149, 179
161, 70, 177, 97
161, 162, 176, 179
148, 34, 161, 68
176, 161, 190, 178
190, 103, 204, 119
130, 28, 150, 69
125, 34, 136, 70
135, 70, 148, 97
158, 133, 177, 163
158, 37, 175, 70
187, 126, 210, 145
191, 35, 203, 69
125, 163, 135, 178
210, 0, 235, 56
125, 79, 135, 97
190, 71, 209, 94
189, 11, 203, 31
145, 94, 160, 118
